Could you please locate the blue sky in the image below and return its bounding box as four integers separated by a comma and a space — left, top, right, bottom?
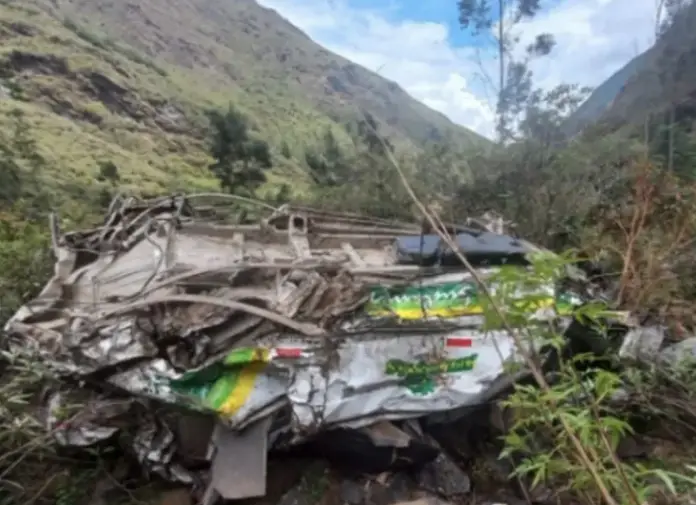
257, 0, 658, 138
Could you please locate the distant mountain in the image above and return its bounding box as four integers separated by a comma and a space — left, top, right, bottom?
0, 0, 487, 200
62, 0, 484, 147
563, 51, 650, 136
602, 1, 696, 127
566, 0, 696, 136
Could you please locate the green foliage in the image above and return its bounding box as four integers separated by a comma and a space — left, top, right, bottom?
96, 160, 120, 183
487, 252, 696, 504
520, 84, 592, 144
411, 138, 479, 198
305, 128, 349, 186
0, 214, 51, 323
280, 140, 292, 159
0, 110, 50, 318
307, 115, 414, 219
62, 17, 166, 76
647, 111, 696, 179
0, 208, 55, 504
0, 352, 57, 505
355, 113, 394, 156
0, 108, 58, 219
0, 144, 23, 208
0, 0, 490, 211
9, 108, 44, 171
207, 105, 273, 195
267, 183, 292, 205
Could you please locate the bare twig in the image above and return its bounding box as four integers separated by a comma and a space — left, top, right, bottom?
368, 113, 621, 505
24, 473, 60, 505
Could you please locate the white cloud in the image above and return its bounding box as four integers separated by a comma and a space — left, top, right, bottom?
257, 0, 656, 139
515, 0, 656, 91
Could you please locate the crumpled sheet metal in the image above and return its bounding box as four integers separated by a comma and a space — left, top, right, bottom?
98, 326, 521, 432
43, 388, 209, 484
44, 391, 132, 447
24, 273, 574, 434
133, 417, 197, 484
4, 194, 585, 482
288, 329, 519, 430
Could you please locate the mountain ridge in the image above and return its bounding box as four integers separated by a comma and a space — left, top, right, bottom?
565, 0, 696, 137
41, 0, 486, 147
563, 50, 650, 136
0, 0, 486, 205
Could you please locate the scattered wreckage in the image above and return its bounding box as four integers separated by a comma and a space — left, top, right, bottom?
2, 194, 661, 503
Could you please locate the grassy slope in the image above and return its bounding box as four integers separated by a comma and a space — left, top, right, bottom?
0, 0, 486, 203
0, 1, 217, 195
47, 0, 486, 147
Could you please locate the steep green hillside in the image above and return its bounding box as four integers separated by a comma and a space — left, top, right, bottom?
0, 0, 486, 203
51, 0, 484, 145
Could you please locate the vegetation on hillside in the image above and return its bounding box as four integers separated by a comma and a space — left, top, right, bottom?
0, 0, 487, 211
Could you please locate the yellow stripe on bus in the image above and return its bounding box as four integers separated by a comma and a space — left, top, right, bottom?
218, 362, 267, 416
369, 298, 575, 320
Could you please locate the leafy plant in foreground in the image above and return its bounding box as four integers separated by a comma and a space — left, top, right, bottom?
485, 252, 696, 504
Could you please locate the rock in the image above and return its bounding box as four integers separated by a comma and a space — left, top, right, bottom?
417, 452, 471, 496
367, 473, 414, 505
9, 22, 36, 36
171, 413, 215, 465
336, 473, 415, 505
423, 403, 494, 461
87, 461, 131, 505
276, 462, 331, 505
156, 488, 192, 505
155, 104, 187, 132
6, 51, 69, 75
255, 457, 309, 505
660, 337, 696, 366
386, 496, 453, 505
616, 435, 649, 459
339, 479, 366, 505
300, 426, 439, 475
528, 484, 555, 503
619, 326, 667, 361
